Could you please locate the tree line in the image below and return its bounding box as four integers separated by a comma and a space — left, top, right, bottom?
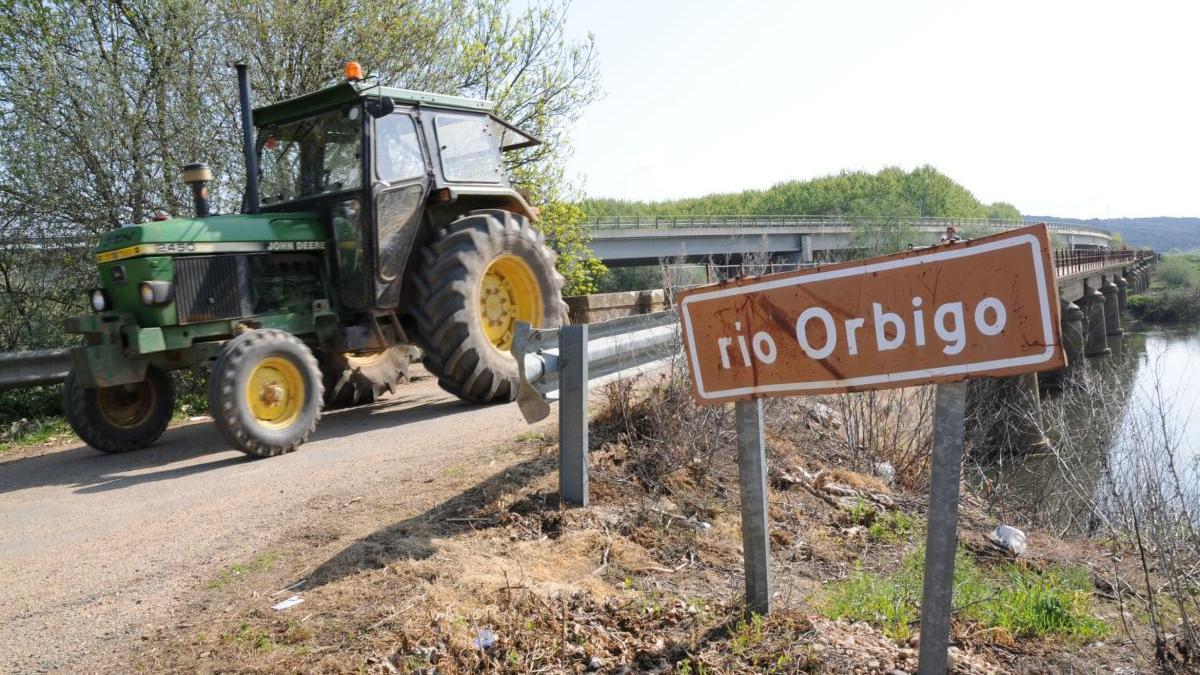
582, 165, 1021, 222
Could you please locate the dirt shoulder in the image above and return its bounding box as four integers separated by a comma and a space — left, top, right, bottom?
125, 380, 1156, 674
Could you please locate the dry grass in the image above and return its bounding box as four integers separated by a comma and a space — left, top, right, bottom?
127, 368, 1154, 674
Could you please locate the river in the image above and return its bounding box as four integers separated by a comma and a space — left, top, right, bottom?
991, 319, 1200, 531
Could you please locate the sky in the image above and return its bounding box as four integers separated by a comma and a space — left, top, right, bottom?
562, 0, 1200, 218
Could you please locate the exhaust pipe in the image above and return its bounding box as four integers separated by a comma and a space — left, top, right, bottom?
235, 62, 260, 214
181, 163, 212, 217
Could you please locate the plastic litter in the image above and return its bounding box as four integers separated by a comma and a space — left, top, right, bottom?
987, 524, 1027, 556
472, 626, 497, 650
271, 595, 304, 611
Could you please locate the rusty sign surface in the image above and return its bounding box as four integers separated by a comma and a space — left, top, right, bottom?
678, 224, 1065, 404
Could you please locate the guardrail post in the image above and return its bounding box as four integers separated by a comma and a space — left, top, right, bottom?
558, 324, 589, 506
735, 398, 772, 615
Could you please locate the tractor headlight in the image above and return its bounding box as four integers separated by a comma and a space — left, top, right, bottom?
90, 289, 109, 312
138, 281, 173, 306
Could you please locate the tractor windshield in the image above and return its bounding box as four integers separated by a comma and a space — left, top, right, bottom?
257, 104, 362, 205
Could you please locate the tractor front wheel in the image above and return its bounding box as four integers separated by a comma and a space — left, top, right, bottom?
64, 366, 174, 453
413, 209, 568, 402
209, 329, 322, 457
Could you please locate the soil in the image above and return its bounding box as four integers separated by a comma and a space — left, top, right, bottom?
77, 379, 1162, 674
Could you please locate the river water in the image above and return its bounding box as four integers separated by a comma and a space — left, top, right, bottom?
992, 320, 1200, 530
1122, 324, 1200, 460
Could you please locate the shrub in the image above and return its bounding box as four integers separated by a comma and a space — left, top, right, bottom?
1156, 256, 1197, 289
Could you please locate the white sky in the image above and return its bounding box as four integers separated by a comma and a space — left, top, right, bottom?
563, 0, 1200, 218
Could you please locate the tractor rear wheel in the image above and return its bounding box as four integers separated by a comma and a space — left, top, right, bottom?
413, 209, 568, 402
320, 345, 414, 408
63, 366, 174, 453
209, 329, 322, 457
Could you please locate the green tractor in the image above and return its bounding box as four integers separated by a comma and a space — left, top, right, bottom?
63, 62, 567, 457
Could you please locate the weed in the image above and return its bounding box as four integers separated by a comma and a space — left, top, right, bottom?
868, 510, 920, 543
227, 621, 276, 651
206, 551, 280, 589
847, 498, 877, 526
822, 548, 1108, 641
730, 613, 765, 655
0, 417, 73, 452
443, 464, 467, 480
282, 620, 311, 644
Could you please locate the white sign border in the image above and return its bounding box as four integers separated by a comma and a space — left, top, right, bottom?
680, 234, 1057, 401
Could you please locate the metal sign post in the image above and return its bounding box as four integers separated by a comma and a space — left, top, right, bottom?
917, 381, 967, 675
735, 399, 772, 615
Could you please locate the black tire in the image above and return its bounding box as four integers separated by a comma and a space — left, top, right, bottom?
63, 366, 174, 453
320, 345, 414, 408
412, 209, 568, 402
208, 329, 322, 457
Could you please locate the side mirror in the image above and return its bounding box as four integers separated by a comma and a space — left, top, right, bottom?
367, 96, 395, 118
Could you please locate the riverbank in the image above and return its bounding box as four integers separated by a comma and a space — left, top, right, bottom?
121, 371, 1169, 674
1128, 254, 1200, 322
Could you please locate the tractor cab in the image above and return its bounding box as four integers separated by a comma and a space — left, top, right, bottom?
250, 79, 540, 317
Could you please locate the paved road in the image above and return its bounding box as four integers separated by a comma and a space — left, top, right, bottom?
0, 376, 549, 673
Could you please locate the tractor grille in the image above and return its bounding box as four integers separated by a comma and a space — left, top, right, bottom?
174, 255, 248, 324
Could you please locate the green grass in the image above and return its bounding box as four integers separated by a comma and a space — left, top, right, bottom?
0, 417, 74, 453
868, 510, 920, 543
227, 620, 276, 651
822, 547, 1108, 642
845, 499, 922, 543
206, 551, 280, 589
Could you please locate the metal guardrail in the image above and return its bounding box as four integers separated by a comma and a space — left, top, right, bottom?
585, 214, 1113, 237
0, 349, 72, 391
511, 310, 679, 423
1054, 248, 1154, 276
511, 310, 681, 505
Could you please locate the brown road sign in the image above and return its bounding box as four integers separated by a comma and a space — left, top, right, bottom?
678, 224, 1064, 404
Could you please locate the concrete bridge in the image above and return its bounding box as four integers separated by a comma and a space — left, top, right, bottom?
585, 215, 1113, 267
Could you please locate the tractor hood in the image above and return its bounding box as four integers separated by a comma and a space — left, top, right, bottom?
95, 213, 325, 263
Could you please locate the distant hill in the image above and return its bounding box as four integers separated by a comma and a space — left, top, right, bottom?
1027, 216, 1200, 252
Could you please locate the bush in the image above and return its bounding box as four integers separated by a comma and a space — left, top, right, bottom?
1156, 256, 1197, 289
1127, 289, 1200, 323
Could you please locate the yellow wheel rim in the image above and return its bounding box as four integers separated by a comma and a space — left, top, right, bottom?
246, 356, 305, 429
479, 254, 543, 352
97, 381, 156, 429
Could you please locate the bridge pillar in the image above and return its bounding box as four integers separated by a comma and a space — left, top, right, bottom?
800, 235, 813, 264
1115, 272, 1129, 311
1000, 373, 1050, 451
1101, 275, 1123, 337
1042, 299, 1085, 392
1081, 283, 1111, 357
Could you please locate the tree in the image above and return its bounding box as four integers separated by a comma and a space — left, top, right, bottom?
0, 0, 604, 349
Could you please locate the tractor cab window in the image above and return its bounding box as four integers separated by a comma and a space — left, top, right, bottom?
434, 113, 502, 183
374, 113, 424, 183
257, 104, 362, 205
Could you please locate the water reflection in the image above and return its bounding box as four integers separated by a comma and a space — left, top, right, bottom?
986, 322, 1200, 532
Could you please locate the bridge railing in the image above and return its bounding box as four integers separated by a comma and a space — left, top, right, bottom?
585, 215, 1112, 237
1053, 248, 1152, 276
